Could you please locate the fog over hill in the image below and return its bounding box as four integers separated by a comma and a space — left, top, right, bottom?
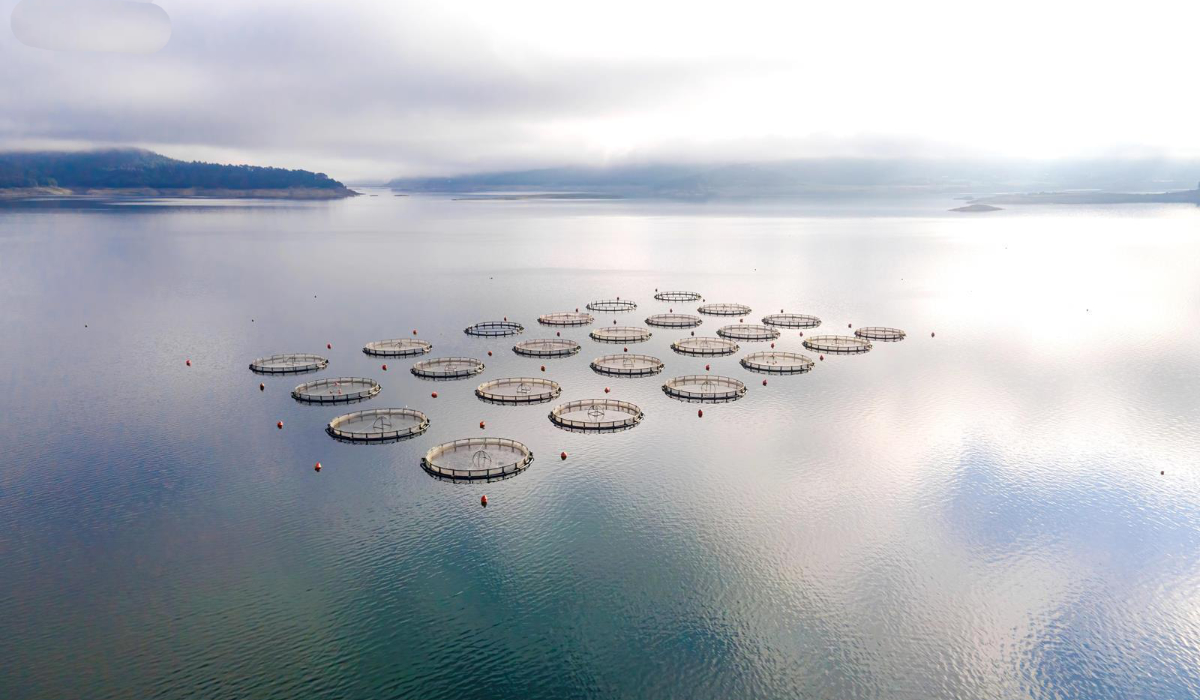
387, 158, 1200, 199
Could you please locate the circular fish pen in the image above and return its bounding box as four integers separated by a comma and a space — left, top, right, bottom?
590, 326, 653, 344
326, 408, 429, 443
803, 335, 873, 355
513, 338, 582, 358
586, 299, 637, 312
645, 313, 703, 328
362, 338, 432, 357
698, 303, 752, 316
421, 437, 534, 481
855, 326, 906, 342
663, 375, 747, 403
538, 311, 594, 326
464, 321, 524, 337
292, 377, 381, 404
549, 399, 644, 433
740, 351, 816, 374
591, 353, 665, 377
717, 324, 781, 341
670, 336, 739, 356
476, 377, 562, 405
249, 353, 328, 375
762, 313, 822, 329
654, 291, 702, 301
411, 357, 486, 380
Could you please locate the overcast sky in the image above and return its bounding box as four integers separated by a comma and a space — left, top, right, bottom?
3, 0, 1199, 180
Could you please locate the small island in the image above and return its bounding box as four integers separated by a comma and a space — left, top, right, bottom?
950, 203, 1003, 213
0, 149, 358, 200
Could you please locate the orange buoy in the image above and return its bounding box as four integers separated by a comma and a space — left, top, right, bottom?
540, 365, 546, 372
481, 495, 488, 506
277, 420, 284, 429
698, 409, 704, 418
382, 364, 388, 371
762, 379, 767, 386
431, 391, 438, 398
604, 387, 610, 393
259, 382, 265, 391
314, 462, 322, 472
186, 359, 191, 366
479, 420, 485, 429
487, 350, 493, 356
560, 451, 567, 460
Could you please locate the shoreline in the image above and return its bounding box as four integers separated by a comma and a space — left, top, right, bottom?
0, 186, 360, 201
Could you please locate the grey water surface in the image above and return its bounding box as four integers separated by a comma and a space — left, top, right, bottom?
2, 192, 1198, 699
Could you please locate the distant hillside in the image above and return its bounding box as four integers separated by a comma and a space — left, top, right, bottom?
387, 159, 1200, 199
0, 149, 356, 199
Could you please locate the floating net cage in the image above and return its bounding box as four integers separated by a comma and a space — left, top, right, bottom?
698, 303, 752, 316
537, 311, 594, 327
802, 335, 873, 354
663, 375, 747, 403
670, 336, 739, 356
476, 377, 562, 405
249, 353, 328, 375
292, 377, 381, 404
854, 326, 907, 342
411, 357, 486, 379
590, 326, 653, 343
513, 338, 582, 358
326, 408, 430, 443
362, 338, 432, 357
717, 324, 781, 341
464, 321, 524, 337
422, 437, 534, 481
740, 351, 816, 375
591, 353, 665, 377
549, 398, 644, 433
762, 313, 822, 329
654, 291, 702, 302
586, 299, 638, 312
645, 313, 703, 328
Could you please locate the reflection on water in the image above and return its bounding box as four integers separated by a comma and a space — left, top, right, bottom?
1, 193, 1198, 699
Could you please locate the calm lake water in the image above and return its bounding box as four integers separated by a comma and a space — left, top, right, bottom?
2, 191, 1199, 699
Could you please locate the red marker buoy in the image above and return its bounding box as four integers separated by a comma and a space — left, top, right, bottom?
560, 451, 567, 460
186, 359, 192, 367
705, 364, 710, 371
575, 308, 579, 312
382, 364, 388, 371
799, 331, 804, 337
277, 421, 284, 429
780, 308, 784, 313
481, 495, 488, 506
327, 343, 332, 349
847, 323, 852, 328
556, 331, 561, 336
690, 331, 694, 336
819, 355, 824, 361
770, 342, 775, 348
613, 319, 617, 324
698, 409, 704, 418
604, 387, 610, 393
623, 346, 628, 352
540, 365, 546, 372
314, 462, 322, 472
739, 318, 744, 323
504, 316, 508, 321
431, 391, 438, 398
487, 350, 493, 356
479, 420, 485, 429
931, 332, 936, 337
762, 379, 768, 386
412, 329, 418, 335
259, 383, 265, 391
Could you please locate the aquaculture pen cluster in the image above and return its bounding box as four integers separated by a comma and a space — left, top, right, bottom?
246, 290, 913, 485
